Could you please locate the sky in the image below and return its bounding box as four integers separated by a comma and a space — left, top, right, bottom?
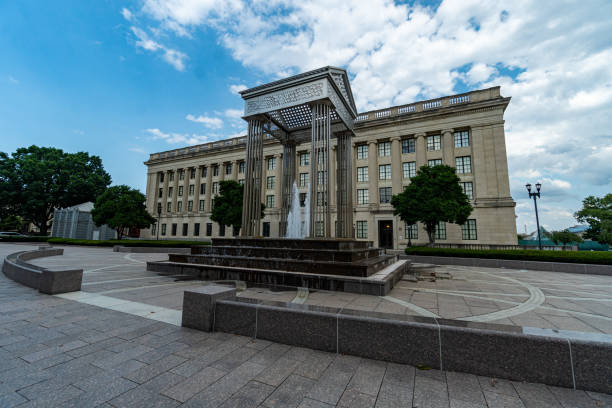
1, 0, 611, 233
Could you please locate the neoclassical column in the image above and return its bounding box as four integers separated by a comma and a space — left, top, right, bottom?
368, 140, 378, 209
415, 133, 426, 169
280, 141, 296, 237
309, 102, 332, 238
193, 166, 202, 212
442, 128, 454, 166
171, 168, 180, 213
241, 118, 265, 236
391, 136, 402, 195
204, 165, 213, 212
182, 167, 191, 213
336, 131, 354, 238
231, 159, 239, 180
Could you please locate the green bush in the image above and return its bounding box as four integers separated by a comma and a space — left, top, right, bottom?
45, 238, 210, 247
0, 236, 50, 243
405, 246, 612, 265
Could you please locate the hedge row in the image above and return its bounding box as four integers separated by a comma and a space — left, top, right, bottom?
0, 236, 49, 242
405, 246, 612, 265
0, 236, 210, 247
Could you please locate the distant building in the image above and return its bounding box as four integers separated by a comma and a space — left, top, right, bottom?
51, 202, 115, 240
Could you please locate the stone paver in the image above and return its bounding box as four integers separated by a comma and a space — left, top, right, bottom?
1, 243, 611, 407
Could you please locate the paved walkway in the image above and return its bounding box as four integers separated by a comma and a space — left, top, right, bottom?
1, 243, 612, 407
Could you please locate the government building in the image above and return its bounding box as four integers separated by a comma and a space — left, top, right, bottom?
143, 84, 517, 249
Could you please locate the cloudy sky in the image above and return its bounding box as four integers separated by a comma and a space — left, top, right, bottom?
1, 0, 611, 232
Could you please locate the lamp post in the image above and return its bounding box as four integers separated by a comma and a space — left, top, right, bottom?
156, 207, 161, 240
526, 182, 542, 250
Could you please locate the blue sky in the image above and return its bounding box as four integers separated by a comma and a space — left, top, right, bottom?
1, 0, 611, 232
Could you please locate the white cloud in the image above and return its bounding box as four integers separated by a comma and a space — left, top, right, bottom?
128, 147, 147, 154
185, 113, 223, 128
130, 26, 188, 71
8, 75, 19, 84
224, 108, 243, 119
146, 128, 211, 145
229, 84, 247, 94
121, 8, 133, 21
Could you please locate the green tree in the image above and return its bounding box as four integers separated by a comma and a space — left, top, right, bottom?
547, 230, 583, 247
0, 146, 111, 235
91, 185, 155, 240
0, 215, 23, 231
211, 180, 265, 234
391, 165, 473, 244
574, 194, 612, 245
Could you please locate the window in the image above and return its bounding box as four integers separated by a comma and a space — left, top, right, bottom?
187, 200, 193, 212
356, 221, 368, 239
239, 162, 245, 173
158, 188, 163, 198
357, 189, 369, 205
194, 223, 200, 236
299, 193, 306, 207
161, 224, 166, 236
219, 224, 225, 237
434, 222, 446, 240
403, 162, 416, 179
179, 170, 185, 180
166, 202, 172, 212
357, 144, 368, 160
225, 163, 232, 175
159, 173, 165, 183
213, 165, 219, 177
151, 224, 156, 236
266, 176, 275, 190
199, 200, 205, 211
238, 179, 244, 185
182, 223, 188, 236
267, 157, 276, 170
378, 141, 391, 157
266, 195, 275, 208
427, 135, 441, 151
190, 168, 195, 179
169, 172, 174, 181
379, 187, 392, 203
456, 156, 472, 174
300, 152, 310, 166
201, 167, 207, 178
299, 173, 309, 187
402, 138, 415, 154
178, 186, 183, 197
454, 130, 469, 148
212, 182, 219, 195
206, 223, 212, 236
157, 202, 162, 214
428, 159, 442, 166
168, 187, 173, 197
315, 221, 324, 237
263, 222, 270, 237
200, 183, 206, 195
189, 185, 194, 196
379, 164, 391, 180
461, 182, 473, 199
171, 223, 177, 236
462, 219, 477, 240
405, 223, 418, 240
357, 167, 368, 182
177, 201, 182, 212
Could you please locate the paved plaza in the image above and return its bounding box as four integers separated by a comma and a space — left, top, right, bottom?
1, 243, 612, 407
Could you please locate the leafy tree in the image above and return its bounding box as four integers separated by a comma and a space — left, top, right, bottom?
0, 215, 23, 231
391, 165, 473, 244
547, 230, 583, 246
0, 146, 111, 235
574, 194, 612, 245
211, 180, 265, 234
91, 185, 155, 240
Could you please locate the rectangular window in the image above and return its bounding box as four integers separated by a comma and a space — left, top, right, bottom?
168, 186, 173, 197
206, 223, 212, 236
225, 163, 232, 175
177, 201, 182, 212
357, 144, 368, 160
462, 219, 477, 240
378, 141, 391, 157
263, 222, 270, 237
461, 182, 473, 199
299, 173, 309, 187
300, 152, 310, 166
201, 167, 207, 178
190, 168, 195, 179
403, 162, 416, 179
357, 189, 369, 205
178, 186, 183, 197
402, 138, 415, 154
267, 157, 276, 170
171, 223, 177, 236
454, 130, 470, 148
357, 167, 368, 182
189, 185, 194, 196
166, 202, 172, 212
182, 223, 188, 236
200, 183, 206, 195
159, 173, 165, 183
194, 223, 200, 236
266, 195, 275, 208
405, 223, 418, 240
299, 193, 306, 207
187, 200, 193, 212
434, 221, 446, 240
427, 135, 441, 151
356, 221, 368, 239
213, 166, 219, 177
379, 164, 391, 180
158, 188, 163, 198
161, 223, 166, 236
456, 156, 472, 174
239, 162, 245, 173
157, 202, 162, 214
266, 176, 275, 190
199, 200, 205, 211
179, 170, 185, 181
219, 224, 225, 237
212, 182, 219, 195
169, 172, 174, 181
428, 159, 442, 166
379, 187, 392, 204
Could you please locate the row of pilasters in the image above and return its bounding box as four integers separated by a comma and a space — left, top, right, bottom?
241, 119, 264, 236
309, 103, 332, 238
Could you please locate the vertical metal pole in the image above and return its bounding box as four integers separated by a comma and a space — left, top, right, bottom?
241, 118, 264, 236
534, 195, 542, 250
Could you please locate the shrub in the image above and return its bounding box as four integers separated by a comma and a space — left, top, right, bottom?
0, 236, 50, 243
45, 238, 210, 247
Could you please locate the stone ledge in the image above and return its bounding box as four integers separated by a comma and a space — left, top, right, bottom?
112, 245, 191, 254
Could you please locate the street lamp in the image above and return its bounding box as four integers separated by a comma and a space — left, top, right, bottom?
156, 206, 161, 240
526, 182, 542, 250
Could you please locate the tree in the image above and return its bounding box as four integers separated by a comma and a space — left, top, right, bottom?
211, 180, 265, 234
0, 146, 111, 235
91, 185, 155, 240
547, 230, 583, 247
0, 215, 23, 231
574, 194, 612, 245
391, 165, 473, 244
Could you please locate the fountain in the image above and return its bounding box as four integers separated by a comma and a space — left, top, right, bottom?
285, 182, 305, 238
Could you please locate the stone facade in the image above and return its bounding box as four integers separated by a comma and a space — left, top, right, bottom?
143, 86, 517, 249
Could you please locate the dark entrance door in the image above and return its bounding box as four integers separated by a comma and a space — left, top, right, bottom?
378, 220, 393, 249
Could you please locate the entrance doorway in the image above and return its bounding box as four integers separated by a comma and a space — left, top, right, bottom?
378, 220, 394, 249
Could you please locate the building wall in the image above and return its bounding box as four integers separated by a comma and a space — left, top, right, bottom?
142, 86, 517, 248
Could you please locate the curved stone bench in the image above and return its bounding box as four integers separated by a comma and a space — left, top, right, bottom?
2, 248, 82, 294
